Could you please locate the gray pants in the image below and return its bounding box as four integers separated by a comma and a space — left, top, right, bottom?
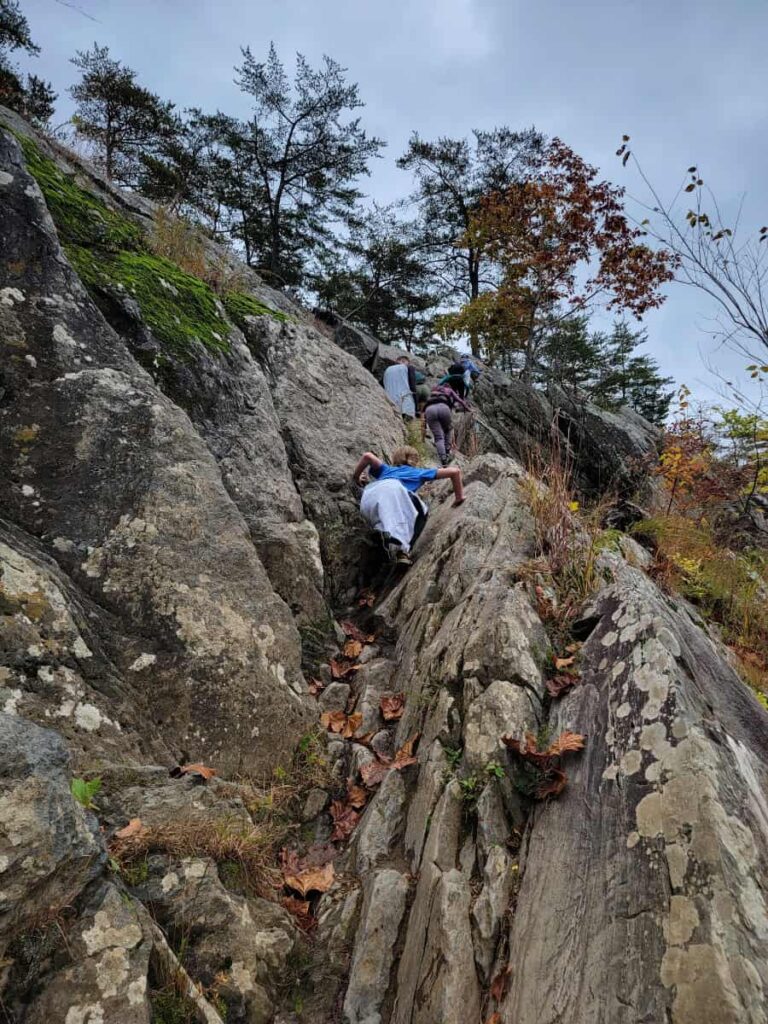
425, 403, 452, 463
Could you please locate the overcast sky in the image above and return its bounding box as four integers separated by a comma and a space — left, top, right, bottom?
16, 0, 768, 405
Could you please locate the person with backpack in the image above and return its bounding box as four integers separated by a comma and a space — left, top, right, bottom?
424, 382, 470, 467
353, 446, 465, 564
439, 360, 469, 399
383, 355, 418, 419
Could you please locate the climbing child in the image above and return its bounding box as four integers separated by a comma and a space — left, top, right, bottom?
423, 382, 470, 466
383, 356, 417, 419
353, 446, 465, 564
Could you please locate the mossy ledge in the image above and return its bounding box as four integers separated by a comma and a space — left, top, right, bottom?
223, 289, 290, 328
3, 125, 288, 359
68, 246, 232, 356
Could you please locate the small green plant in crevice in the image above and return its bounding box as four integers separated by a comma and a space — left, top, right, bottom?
70, 776, 101, 810
458, 774, 481, 804
442, 744, 463, 772
484, 760, 506, 780
120, 855, 149, 887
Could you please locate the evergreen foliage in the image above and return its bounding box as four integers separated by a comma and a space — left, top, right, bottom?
0, 0, 56, 124
69, 44, 176, 184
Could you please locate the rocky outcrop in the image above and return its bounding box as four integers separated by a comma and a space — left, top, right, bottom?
2, 108, 768, 1024
501, 556, 768, 1023
329, 454, 768, 1024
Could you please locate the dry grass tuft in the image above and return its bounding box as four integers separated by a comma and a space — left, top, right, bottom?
110, 815, 287, 898
148, 207, 251, 295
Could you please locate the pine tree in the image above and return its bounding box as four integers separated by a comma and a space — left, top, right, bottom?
0, 0, 56, 124
313, 206, 440, 350
592, 322, 674, 424
69, 44, 175, 184
215, 43, 384, 288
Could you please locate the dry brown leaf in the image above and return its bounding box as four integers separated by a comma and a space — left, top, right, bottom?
485, 1014, 502, 1024
320, 710, 363, 738
392, 732, 420, 771
545, 674, 578, 698
553, 654, 576, 671
536, 767, 569, 799
308, 677, 325, 696
179, 762, 217, 780
352, 730, 375, 747
330, 658, 361, 680
283, 861, 335, 897
281, 896, 315, 932
114, 818, 145, 839
360, 757, 392, 788
546, 730, 586, 757
343, 639, 363, 659
346, 780, 368, 808
321, 709, 347, 733
380, 692, 405, 721
357, 589, 376, 608
343, 712, 363, 738
329, 800, 361, 842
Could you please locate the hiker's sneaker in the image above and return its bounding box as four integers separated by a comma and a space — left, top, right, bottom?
386, 541, 404, 562
395, 551, 413, 566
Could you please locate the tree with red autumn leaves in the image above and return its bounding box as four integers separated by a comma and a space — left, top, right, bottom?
440, 138, 675, 376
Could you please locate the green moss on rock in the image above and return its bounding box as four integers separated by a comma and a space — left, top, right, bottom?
12, 131, 142, 252
67, 246, 231, 356
223, 290, 289, 329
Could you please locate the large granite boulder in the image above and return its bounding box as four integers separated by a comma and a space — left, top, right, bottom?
0, 117, 314, 774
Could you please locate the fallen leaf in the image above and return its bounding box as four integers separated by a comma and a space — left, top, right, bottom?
352, 730, 375, 747
545, 674, 578, 698
490, 964, 512, 1003
179, 762, 217, 780
341, 620, 375, 643
281, 896, 315, 932
343, 639, 363, 659
546, 730, 586, 757
565, 642, 581, 654
485, 1015, 502, 1024
358, 589, 376, 608
392, 732, 420, 770
380, 692, 405, 721
346, 780, 368, 808
536, 768, 569, 799
553, 654, 575, 671
114, 818, 145, 839
330, 658, 361, 680
360, 757, 392, 788
320, 710, 363, 738
283, 862, 335, 897
329, 800, 361, 842
308, 677, 325, 696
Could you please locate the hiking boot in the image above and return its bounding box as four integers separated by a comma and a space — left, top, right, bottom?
395, 550, 413, 566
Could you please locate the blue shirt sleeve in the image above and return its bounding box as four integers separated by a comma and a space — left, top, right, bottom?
375, 464, 438, 491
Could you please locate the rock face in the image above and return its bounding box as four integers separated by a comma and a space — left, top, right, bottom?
2, 108, 768, 1024
501, 557, 768, 1024
0, 714, 102, 951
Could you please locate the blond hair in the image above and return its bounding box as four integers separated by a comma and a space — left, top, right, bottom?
391, 446, 420, 466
